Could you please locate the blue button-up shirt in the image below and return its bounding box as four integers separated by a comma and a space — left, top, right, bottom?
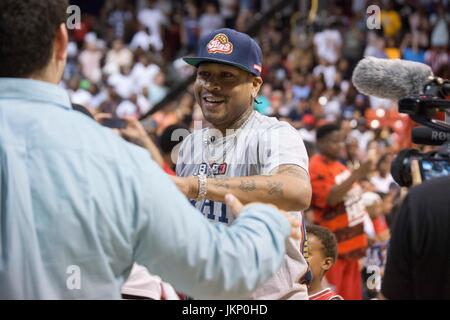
0, 78, 289, 299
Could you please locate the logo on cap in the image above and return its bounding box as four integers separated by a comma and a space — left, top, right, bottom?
207, 33, 233, 54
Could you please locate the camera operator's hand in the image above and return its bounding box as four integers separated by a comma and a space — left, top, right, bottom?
353, 160, 373, 180
410, 159, 422, 186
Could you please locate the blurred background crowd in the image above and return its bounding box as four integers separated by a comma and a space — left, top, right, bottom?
66, 0, 450, 299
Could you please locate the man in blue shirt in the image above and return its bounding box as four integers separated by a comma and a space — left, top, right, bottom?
0, 0, 296, 299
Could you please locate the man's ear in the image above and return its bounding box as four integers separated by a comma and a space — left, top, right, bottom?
252, 76, 263, 98
322, 257, 334, 272
54, 23, 68, 62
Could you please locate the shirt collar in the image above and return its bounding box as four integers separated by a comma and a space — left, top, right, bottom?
0, 78, 72, 110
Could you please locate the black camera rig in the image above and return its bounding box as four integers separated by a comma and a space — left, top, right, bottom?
392, 77, 450, 187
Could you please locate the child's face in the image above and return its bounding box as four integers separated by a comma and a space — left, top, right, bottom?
306, 233, 333, 281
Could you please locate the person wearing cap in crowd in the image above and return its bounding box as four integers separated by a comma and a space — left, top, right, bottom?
299, 114, 317, 144
171, 28, 313, 299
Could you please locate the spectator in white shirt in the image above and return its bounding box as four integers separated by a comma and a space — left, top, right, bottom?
130, 24, 153, 52
137, 0, 167, 52
430, 3, 450, 48
108, 65, 135, 99
313, 59, 337, 89
313, 25, 342, 64
370, 154, 396, 194
78, 34, 103, 84
116, 94, 140, 119
104, 38, 133, 76
322, 87, 342, 122
199, 2, 224, 37
71, 81, 93, 109
130, 54, 161, 92
137, 87, 153, 115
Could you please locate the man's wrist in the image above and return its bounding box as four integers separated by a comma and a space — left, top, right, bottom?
141, 136, 153, 149
195, 174, 207, 200
190, 176, 199, 199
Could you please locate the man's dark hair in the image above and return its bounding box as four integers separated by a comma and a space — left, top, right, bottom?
159, 124, 189, 154
306, 224, 338, 261
316, 123, 341, 141
0, 0, 68, 77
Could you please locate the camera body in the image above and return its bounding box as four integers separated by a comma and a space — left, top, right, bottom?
392, 78, 450, 187
391, 147, 450, 187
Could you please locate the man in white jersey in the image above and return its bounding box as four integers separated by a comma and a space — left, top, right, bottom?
173, 28, 312, 299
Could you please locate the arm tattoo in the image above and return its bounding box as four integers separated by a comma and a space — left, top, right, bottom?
212, 177, 230, 189
239, 179, 256, 192
274, 165, 308, 180
267, 181, 283, 196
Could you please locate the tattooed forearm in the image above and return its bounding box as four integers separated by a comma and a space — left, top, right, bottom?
212, 177, 230, 189
267, 181, 283, 196
239, 179, 256, 192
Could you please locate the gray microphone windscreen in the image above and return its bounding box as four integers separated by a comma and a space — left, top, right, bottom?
352, 57, 433, 100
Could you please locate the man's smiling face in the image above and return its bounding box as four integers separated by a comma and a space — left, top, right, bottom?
194, 62, 262, 130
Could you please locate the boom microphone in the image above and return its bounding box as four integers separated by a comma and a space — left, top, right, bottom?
352, 57, 433, 100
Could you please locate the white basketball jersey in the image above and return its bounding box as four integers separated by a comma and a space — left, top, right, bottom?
176, 111, 310, 300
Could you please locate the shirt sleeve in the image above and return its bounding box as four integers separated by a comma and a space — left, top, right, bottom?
381, 194, 414, 299
309, 159, 334, 210
258, 123, 309, 175
132, 159, 291, 300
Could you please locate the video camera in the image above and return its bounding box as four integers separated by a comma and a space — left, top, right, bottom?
392, 77, 450, 187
